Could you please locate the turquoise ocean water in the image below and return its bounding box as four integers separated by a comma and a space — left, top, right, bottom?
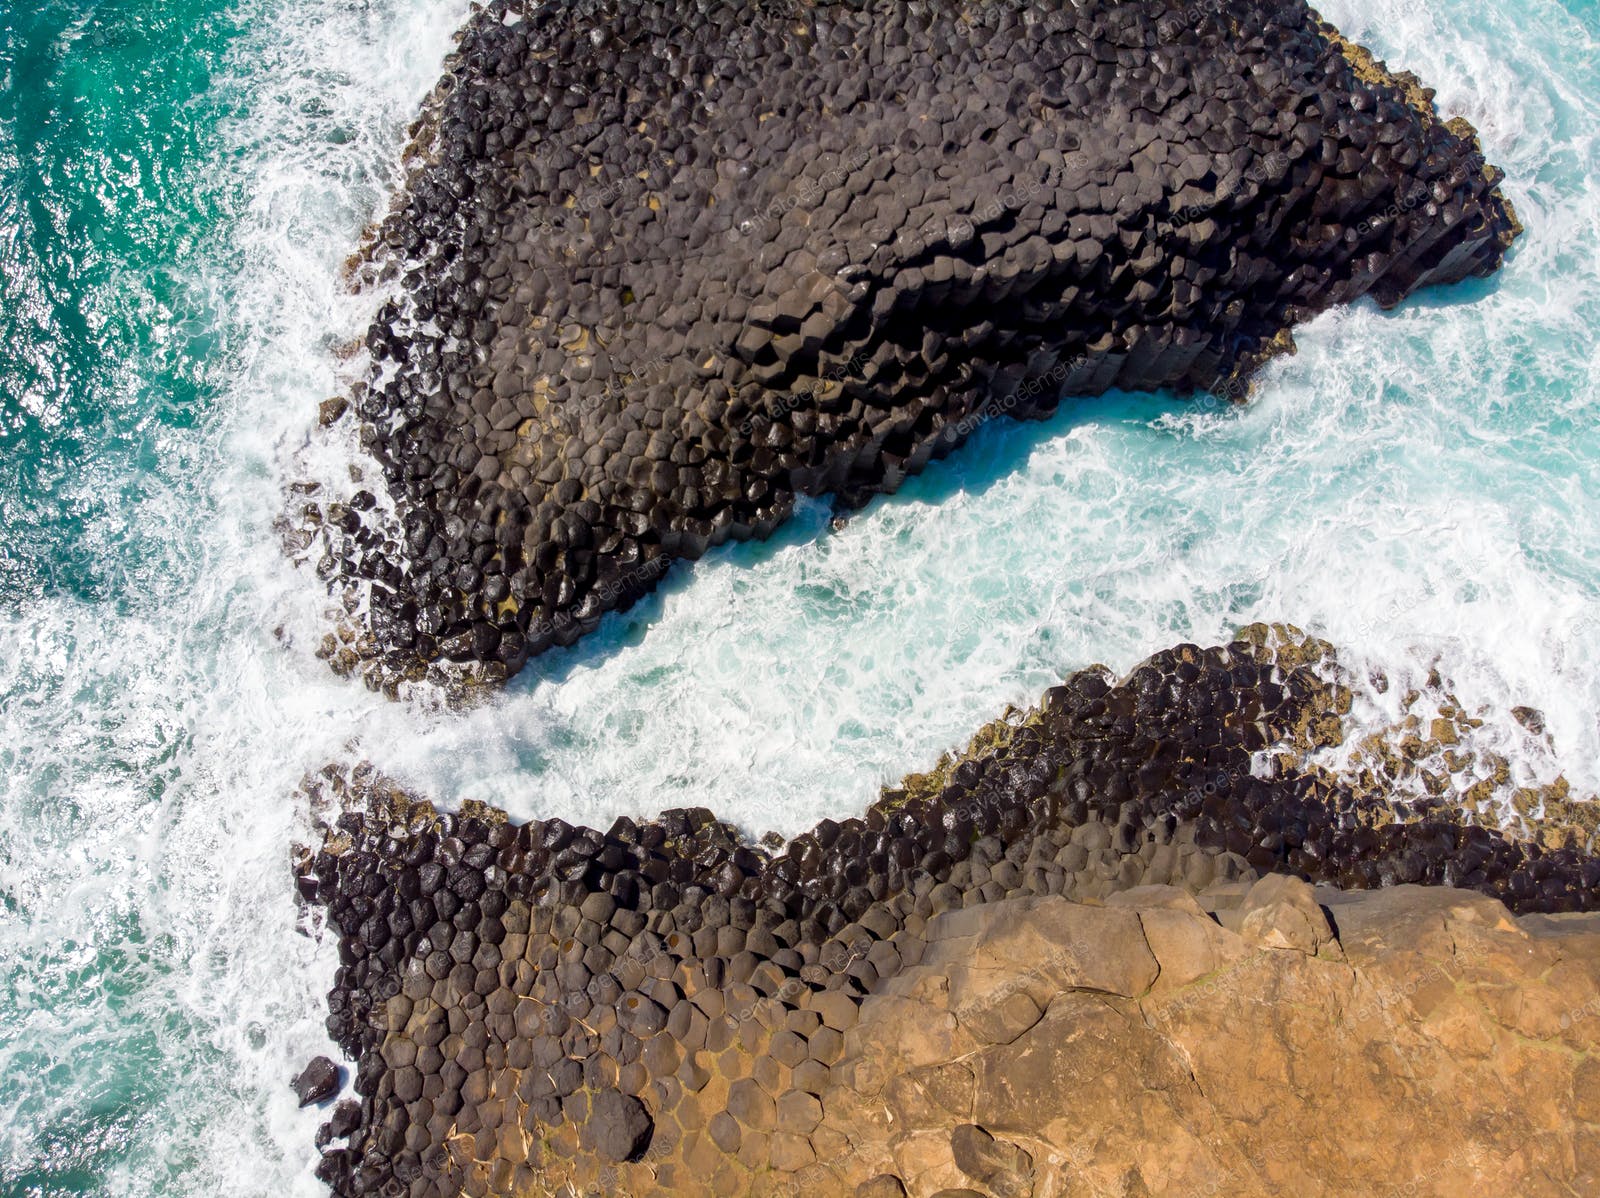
0, 0, 1597, 1192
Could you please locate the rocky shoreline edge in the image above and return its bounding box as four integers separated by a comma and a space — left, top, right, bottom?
283, 0, 1521, 692
292, 625, 1600, 1195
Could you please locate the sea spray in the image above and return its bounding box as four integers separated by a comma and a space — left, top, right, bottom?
0, 0, 463, 1193
1, 0, 1598, 1193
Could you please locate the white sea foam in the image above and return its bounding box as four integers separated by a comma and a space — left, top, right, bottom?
3, 0, 1598, 1193
0, 0, 465, 1194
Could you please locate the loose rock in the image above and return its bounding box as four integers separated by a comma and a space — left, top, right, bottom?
291, 1056, 339, 1107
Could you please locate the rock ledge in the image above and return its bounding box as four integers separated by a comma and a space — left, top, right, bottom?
288, 0, 1522, 687
296, 628, 1598, 1196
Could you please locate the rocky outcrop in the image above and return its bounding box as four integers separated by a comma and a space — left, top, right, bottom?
299, 844, 1600, 1195
808, 882, 1600, 1197
291, 0, 1521, 687
295, 627, 1597, 1196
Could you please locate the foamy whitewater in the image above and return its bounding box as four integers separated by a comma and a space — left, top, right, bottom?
1, 0, 1597, 1192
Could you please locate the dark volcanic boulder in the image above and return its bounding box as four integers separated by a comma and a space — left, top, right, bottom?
581, 1088, 655, 1162
292, 1055, 340, 1107
312, 0, 1519, 682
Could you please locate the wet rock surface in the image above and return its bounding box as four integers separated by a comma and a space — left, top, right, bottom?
297, 626, 1597, 1196
293, 1055, 342, 1107
292, 0, 1520, 686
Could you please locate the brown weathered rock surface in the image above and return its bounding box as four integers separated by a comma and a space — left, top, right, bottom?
816, 881, 1600, 1197
345, 877, 1600, 1196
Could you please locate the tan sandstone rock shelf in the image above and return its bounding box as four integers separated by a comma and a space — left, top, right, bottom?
818, 880, 1600, 1198
337, 877, 1600, 1196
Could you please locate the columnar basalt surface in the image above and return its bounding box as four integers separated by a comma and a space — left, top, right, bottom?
296, 628, 1597, 1196
294, 0, 1520, 685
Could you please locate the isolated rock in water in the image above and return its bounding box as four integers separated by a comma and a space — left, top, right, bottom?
302, 0, 1520, 683
291, 1055, 339, 1107
327, 1098, 360, 1138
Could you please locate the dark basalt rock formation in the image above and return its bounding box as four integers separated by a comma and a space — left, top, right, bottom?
293, 1055, 342, 1107
301, 0, 1520, 686
296, 627, 1596, 1196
